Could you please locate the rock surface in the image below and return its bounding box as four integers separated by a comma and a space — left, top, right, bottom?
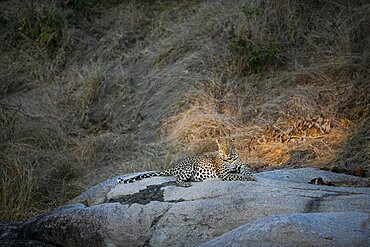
201, 212, 370, 247
0, 168, 369, 247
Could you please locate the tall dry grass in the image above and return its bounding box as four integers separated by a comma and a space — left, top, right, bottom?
1, 0, 369, 222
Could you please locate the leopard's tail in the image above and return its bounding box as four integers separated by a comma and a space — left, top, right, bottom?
117, 169, 172, 184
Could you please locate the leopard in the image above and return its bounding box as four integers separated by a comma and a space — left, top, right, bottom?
117, 138, 255, 186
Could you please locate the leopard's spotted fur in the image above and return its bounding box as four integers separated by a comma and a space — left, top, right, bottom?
117, 139, 255, 185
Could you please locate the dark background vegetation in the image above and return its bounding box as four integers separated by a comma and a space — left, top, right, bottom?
1, 0, 369, 222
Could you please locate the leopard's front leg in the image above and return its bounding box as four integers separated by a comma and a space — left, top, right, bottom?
221, 173, 256, 181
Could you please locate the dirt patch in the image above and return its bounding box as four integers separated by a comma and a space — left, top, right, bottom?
108, 182, 177, 205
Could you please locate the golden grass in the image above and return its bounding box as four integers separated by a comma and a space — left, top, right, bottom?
164, 56, 368, 169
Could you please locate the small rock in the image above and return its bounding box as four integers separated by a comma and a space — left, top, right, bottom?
309, 177, 334, 186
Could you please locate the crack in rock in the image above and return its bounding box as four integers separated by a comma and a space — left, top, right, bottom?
288, 186, 365, 195
140, 206, 172, 247
303, 193, 350, 213
150, 206, 171, 230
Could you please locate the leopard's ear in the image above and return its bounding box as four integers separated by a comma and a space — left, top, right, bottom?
231, 137, 235, 142
216, 138, 220, 144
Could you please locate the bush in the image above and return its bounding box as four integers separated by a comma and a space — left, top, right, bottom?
241, 4, 261, 17
227, 4, 279, 74
13, 6, 68, 49
228, 28, 279, 73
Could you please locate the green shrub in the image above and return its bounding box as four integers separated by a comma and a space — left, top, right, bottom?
13, 7, 67, 49
241, 4, 262, 17
228, 28, 279, 73
228, 4, 279, 74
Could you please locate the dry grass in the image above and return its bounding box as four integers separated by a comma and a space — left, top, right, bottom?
0, 157, 35, 221
1, 0, 369, 222
162, 0, 370, 172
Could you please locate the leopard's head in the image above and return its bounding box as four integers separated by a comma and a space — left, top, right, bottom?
216, 138, 253, 176
216, 138, 239, 163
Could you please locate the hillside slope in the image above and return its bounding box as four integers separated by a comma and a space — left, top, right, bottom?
1, 0, 369, 221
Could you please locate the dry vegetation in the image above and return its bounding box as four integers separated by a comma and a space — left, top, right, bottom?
1, 0, 369, 222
